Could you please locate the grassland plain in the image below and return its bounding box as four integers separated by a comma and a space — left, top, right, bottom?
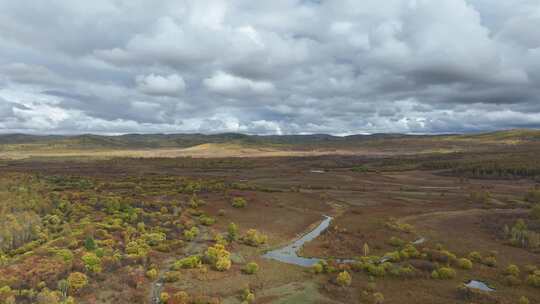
0, 130, 539, 304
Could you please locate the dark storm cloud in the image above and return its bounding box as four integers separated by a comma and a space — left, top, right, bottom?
0, 0, 539, 135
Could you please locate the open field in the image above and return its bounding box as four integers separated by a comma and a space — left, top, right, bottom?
0, 130, 539, 304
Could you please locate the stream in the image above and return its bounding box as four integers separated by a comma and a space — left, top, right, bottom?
262, 216, 334, 267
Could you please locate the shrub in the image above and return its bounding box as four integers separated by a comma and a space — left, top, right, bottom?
242, 229, 267, 247
173, 255, 201, 269
183, 227, 199, 241
373, 292, 385, 304
162, 271, 181, 283
214, 234, 228, 246
171, 291, 190, 304
146, 268, 158, 280
125, 240, 150, 257
505, 264, 520, 276
160, 292, 170, 303
312, 262, 324, 274
470, 190, 491, 204
243, 262, 259, 275
204, 244, 231, 271
82, 252, 102, 273
384, 251, 401, 262
56, 249, 74, 262
144, 232, 166, 246
242, 288, 255, 303
215, 257, 231, 271
519, 296, 530, 304
504, 275, 520, 286
67, 272, 88, 294
232, 197, 247, 208
526, 270, 540, 287
431, 267, 456, 280
337, 271, 352, 287
227, 222, 239, 241
218, 209, 226, 216
389, 264, 416, 278
468, 251, 482, 262
366, 264, 386, 277
0, 286, 15, 304
481, 256, 497, 267
457, 258, 473, 270
400, 245, 419, 259
36, 289, 60, 304
388, 237, 405, 247
524, 264, 538, 274
199, 215, 216, 226
84, 236, 97, 251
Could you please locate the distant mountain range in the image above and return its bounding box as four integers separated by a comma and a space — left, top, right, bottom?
0, 129, 539, 150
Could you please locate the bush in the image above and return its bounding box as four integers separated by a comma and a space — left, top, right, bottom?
242, 288, 255, 303
232, 197, 247, 208
183, 227, 199, 241
199, 215, 216, 226
144, 232, 166, 246
457, 258, 473, 270
243, 262, 259, 275
468, 251, 482, 262
173, 255, 201, 269
505, 264, 520, 276
215, 257, 232, 271
519, 296, 530, 304
526, 270, 540, 287
82, 252, 102, 273
146, 268, 158, 280
389, 264, 416, 278
67, 272, 88, 294
381, 251, 400, 263
373, 292, 385, 304
56, 249, 74, 262
205, 244, 231, 271
160, 292, 170, 303
227, 222, 239, 241
431, 267, 456, 280
36, 289, 60, 304
312, 262, 324, 274
84, 236, 96, 251
400, 245, 419, 259
504, 275, 520, 286
171, 291, 190, 304
388, 237, 405, 247
481, 256, 497, 267
162, 271, 181, 283
242, 229, 267, 247
366, 264, 386, 277
0, 286, 15, 304
336, 271, 352, 287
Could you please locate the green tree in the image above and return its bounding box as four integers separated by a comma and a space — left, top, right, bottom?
84, 236, 96, 251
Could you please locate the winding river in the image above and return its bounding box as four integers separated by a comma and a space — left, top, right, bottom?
262, 216, 334, 267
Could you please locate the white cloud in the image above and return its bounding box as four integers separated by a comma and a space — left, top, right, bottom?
203, 71, 275, 95
135, 73, 186, 96
0, 0, 539, 135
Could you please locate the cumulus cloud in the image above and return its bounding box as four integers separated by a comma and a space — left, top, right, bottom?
0, 0, 539, 135
136, 73, 186, 96
203, 71, 275, 95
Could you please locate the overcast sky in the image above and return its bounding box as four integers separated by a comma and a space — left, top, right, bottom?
0, 0, 539, 135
